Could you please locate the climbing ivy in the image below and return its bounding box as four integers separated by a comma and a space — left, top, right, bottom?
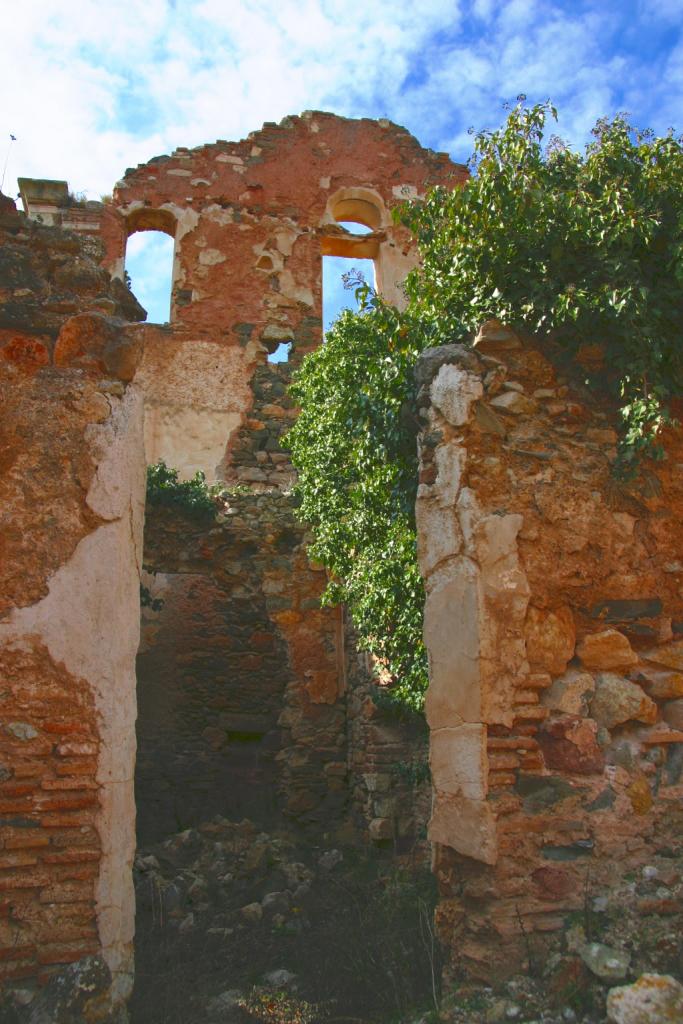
287, 100, 683, 711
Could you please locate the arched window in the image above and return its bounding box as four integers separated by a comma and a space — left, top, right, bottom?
124, 208, 176, 324
321, 189, 384, 334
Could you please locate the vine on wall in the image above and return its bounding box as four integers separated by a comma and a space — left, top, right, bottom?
287, 101, 683, 711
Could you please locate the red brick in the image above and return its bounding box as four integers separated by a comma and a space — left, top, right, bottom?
12, 761, 47, 779
487, 737, 539, 751
488, 771, 516, 788
4, 834, 50, 850
49, 828, 99, 847
38, 940, 98, 965
637, 897, 683, 915
0, 799, 34, 814
0, 961, 37, 981
42, 722, 92, 736
0, 944, 36, 961
34, 904, 96, 935
41, 813, 95, 828
38, 881, 92, 904
0, 783, 35, 798
56, 742, 97, 757
52, 865, 98, 884
37, 793, 97, 812
488, 753, 521, 771
0, 871, 47, 890
0, 853, 38, 870
55, 759, 97, 777
41, 778, 98, 792
3, 739, 53, 756
41, 849, 99, 865
512, 706, 550, 724
31, 921, 97, 944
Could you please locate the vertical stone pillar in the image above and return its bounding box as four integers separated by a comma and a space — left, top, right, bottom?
416, 324, 683, 984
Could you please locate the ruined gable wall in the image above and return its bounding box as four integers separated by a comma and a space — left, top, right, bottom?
104, 112, 465, 484
125, 116, 465, 846
416, 324, 683, 982
0, 196, 145, 1014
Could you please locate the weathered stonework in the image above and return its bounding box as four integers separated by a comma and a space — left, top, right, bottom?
3, 113, 464, 1012
0, 197, 145, 1014
416, 324, 683, 982
137, 492, 344, 841
99, 112, 462, 483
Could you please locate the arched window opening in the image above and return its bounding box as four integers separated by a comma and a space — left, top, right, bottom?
323, 218, 377, 335
125, 231, 175, 325
124, 209, 177, 325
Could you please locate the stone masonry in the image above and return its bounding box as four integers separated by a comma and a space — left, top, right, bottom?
415, 322, 683, 982
0, 194, 146, 1015
2, 114, 464, 1012
7, 107, 683, 1015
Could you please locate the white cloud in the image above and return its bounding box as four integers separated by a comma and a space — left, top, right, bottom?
1, 0, 681, 204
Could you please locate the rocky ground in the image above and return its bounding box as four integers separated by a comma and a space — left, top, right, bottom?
130, 816, 439, 1024
129, 817, 683, 1024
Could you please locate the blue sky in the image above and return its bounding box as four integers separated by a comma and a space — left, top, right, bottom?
3, 0, 683, 326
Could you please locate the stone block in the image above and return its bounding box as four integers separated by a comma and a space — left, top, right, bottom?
525, 606, 576, 676
541, 668, 594, 715
537, 716, 604, 774
430, 723, 487, 800
590, 673, 657, 729
607, 973, 683, 1023
423, 558, 481, 729
641, 639, 683, 672
430, 363, 483, 427
429, 792, 497, 865
577, 630, 638, 671
368, 817, 392, 841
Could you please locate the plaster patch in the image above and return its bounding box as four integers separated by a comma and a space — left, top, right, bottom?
431, 364, 483, 427
424, 557, 481, 729
431, 723, 488, 800
204, 204, 234, 226
0, 389, 145, 1002
279, 270, 314, 307
144, 403, 241, 483
199, 248, 227, 266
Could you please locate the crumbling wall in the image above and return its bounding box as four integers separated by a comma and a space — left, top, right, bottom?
121, 115, 465, 847
415, 323, 683, 982
0, 196, 145, 1014
138, 488, 345, 842
2, 115, 466, 1010
99, 112, 465, 483
345, 633, 431, 852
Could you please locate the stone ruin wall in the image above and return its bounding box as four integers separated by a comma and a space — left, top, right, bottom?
415, 323, 683, 982
100, 110, 465, 486
122, 113, 461, 850
6, 106, 683, 1013
0, 194, 146, 1013
0, 115, 463, 1010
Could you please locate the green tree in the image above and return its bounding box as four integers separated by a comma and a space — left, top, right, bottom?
287, 100, 683, 711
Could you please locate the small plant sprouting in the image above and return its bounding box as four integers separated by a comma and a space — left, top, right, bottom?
145, 460, 225, 519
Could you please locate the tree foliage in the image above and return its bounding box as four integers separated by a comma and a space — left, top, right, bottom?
287, 100, 683, 711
